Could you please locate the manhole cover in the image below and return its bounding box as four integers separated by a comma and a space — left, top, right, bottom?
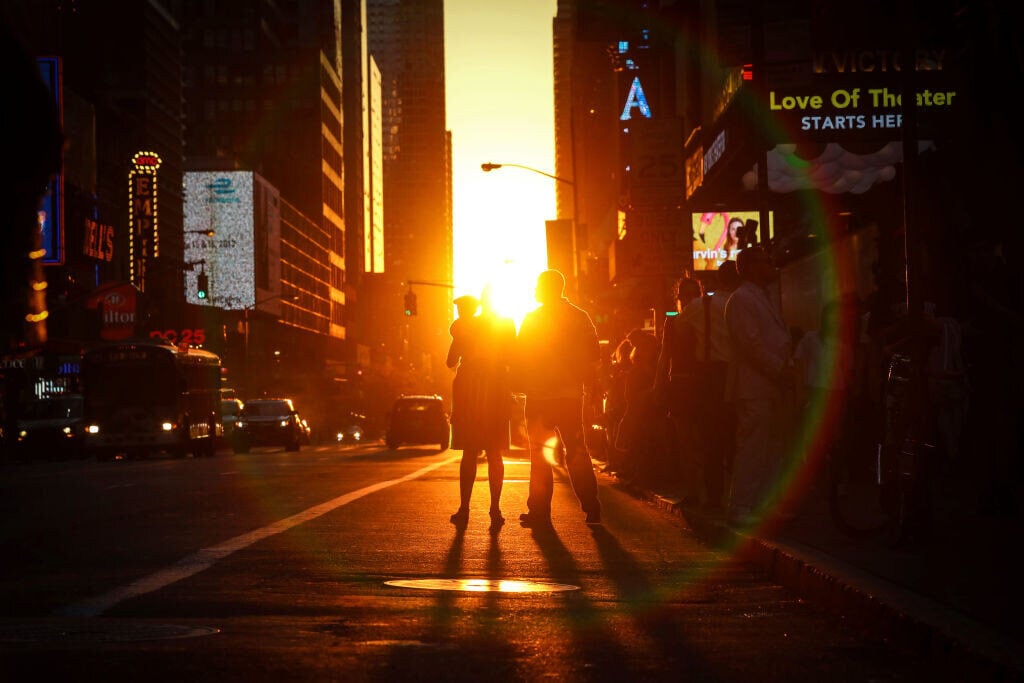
384, 578, 579, 593
0, 620, 220, 643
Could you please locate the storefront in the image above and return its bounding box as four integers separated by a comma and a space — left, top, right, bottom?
684, 45, 963, 329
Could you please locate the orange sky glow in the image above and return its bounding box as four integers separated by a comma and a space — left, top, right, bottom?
445, 1, 558, 326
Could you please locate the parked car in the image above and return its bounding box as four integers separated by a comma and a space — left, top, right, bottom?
220, 398, 244, 447
233, 398, 307, 453
15, 394, 86, 460
385, 395, 450, 452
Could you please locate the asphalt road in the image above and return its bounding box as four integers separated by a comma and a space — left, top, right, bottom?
0, 443, 988, 681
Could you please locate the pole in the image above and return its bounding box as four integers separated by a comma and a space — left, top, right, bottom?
569, 102, 582, 300
243, 308, 249, 398
240, 293, 295, 399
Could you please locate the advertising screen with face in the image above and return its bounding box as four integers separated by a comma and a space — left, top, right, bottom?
691, 210, 774, 271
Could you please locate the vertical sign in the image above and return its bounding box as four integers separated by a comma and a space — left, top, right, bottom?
128, 151, 161, 291
36, 57, 63, 264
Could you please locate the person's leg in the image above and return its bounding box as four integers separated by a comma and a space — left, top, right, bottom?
451, 448, 479, 524
523, 405, 554, 522
730, 398, 772, 521
556, 397, 601, 521
701, 396, 727, 509
486, 447, 505, 522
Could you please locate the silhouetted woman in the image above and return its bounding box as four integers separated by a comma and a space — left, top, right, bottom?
447, 293, 515, 528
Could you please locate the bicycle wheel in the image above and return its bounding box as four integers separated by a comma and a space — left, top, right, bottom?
829, 442, 891, 537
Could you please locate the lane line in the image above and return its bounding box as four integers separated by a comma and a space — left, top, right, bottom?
55, 454, 461, 618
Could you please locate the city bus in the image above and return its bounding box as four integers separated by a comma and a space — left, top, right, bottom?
81, 339, 222, 460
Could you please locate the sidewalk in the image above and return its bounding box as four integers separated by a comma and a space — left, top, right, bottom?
602, 460, 1024, 679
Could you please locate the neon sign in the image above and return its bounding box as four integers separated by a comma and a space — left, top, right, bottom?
128, 150, 162, 291
620, 76, 652, 120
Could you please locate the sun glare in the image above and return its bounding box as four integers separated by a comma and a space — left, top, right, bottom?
453, 170, 553, 328
445, 1, 557, 331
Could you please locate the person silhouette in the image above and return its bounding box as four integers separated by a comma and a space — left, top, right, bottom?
447, 292, 514, 528
514, 270, 602, 528
724, 247, 794, 525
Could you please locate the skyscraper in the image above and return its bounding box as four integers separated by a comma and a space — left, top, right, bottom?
342, 0, 385, 363
367, 0, 452, 389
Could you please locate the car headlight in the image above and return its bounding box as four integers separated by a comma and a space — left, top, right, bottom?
62, 426, 72, 435
87, 424, 100, 434
18, 430, 27, 440
161, 422, 174, 432
280, 419, 289, 427
236, 420, 245, 429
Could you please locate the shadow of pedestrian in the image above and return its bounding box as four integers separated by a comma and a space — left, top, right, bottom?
588, 524, 712, 674
526, 526, 636, 680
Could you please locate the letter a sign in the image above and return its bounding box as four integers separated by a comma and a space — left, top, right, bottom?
620, 76, 652, 121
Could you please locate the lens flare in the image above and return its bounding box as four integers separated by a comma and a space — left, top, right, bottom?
541, 436, 562, 467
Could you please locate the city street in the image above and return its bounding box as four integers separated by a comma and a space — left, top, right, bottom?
0, 443, 974, 681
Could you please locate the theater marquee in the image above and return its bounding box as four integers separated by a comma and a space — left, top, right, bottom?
768, 86, 958, 135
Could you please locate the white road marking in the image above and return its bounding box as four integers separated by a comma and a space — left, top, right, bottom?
56, 454, 461, 618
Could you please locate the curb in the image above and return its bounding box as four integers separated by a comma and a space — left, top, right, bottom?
607, 473, 1024, 680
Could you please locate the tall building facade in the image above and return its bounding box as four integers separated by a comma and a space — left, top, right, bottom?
1, 0, 187, 395
178, 0, 347, 393
341, 0, 386, 369
367, 0, 452, 393
553, 0, 689, 340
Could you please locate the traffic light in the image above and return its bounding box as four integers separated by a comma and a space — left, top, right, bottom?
197, 272, 209, 300
403, 290, 417, 316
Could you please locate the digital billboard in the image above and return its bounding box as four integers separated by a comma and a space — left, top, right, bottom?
184, 172, 256, 309
691, 210, 774, 271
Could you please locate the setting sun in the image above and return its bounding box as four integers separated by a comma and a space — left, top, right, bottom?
445, 1, 558, 328
452, 168, 554, 326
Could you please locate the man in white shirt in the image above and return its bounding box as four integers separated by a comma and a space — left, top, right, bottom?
724, 248, 794, 525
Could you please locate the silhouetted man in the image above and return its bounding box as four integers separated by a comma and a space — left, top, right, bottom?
724, 248, 793, 526
515, 270, 602, 527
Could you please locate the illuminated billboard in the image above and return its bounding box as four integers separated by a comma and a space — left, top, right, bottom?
128, 151, 162, 290
184, 172, 258, 310
37, 57, 63, 265
691, 210, 774, 271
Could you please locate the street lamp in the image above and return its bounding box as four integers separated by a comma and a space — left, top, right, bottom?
481, 161, 581, 292
480, 162, 574, 187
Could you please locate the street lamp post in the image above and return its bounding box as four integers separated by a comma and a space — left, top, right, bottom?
480, 161, 582, 293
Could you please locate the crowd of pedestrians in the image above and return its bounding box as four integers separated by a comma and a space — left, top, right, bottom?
598, 241, 1015, 527
447, 241, 1021, 531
